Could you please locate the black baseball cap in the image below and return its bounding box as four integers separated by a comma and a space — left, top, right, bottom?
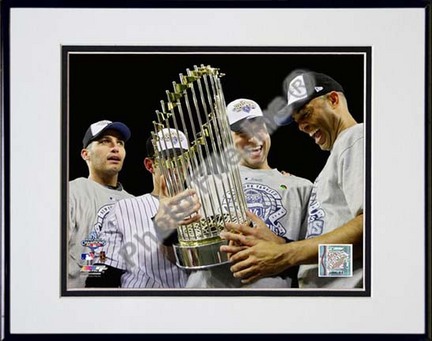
274, 71, 344, 126
82, 120, 131, 148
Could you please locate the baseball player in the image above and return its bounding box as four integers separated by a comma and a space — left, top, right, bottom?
185, 98, 313, 288
221, 71, 364, 289
68, 120, 134, 289
86, 128, 201, 288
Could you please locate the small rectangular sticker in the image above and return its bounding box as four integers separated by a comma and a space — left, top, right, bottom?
318, 244, 353, 277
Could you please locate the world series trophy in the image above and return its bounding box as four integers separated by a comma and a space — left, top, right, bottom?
151, 64, 249, 269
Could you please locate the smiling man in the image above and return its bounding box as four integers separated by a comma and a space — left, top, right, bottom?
68, 120, 134, 289
220, 72, 364, 289
228, 98, 313, 243
228, 99, 271, 170
185, 98, 313, 288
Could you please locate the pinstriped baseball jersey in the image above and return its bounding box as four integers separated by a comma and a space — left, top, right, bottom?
97, 193, 188, 288
68, 177, 134, 288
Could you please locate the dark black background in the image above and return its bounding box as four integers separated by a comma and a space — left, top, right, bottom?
67, 49, 365, 196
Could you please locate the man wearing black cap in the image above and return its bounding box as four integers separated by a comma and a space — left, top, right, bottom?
220, 71, 364, 289
68, 120, 134, 289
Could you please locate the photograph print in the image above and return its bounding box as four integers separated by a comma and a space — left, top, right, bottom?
63, 46, 370, 296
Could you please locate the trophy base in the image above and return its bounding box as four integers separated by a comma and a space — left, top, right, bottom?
173, 239, 231, 269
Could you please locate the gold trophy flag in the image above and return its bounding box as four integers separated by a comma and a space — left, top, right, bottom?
151, 65, 248, 269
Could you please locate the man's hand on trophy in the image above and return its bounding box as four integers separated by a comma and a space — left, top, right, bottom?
221, 237, 290, 284
219, 211, 290, 283
221, 211, 285, 247
219, 211, 288, 283
154, 175, 202, 241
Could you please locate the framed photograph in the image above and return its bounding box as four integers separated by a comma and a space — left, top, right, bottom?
1, 0, 430, 338
63, 46, 370, 296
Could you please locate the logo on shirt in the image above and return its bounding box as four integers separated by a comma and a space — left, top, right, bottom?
81, 203, 113, 249
306, 182, 326, 238
93, 203, 115, 233
243, 183, 287, 236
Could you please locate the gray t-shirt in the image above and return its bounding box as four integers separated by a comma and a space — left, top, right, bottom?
298, 123, 364, 289
68, 177, 133, 288
186, 166, 313, 288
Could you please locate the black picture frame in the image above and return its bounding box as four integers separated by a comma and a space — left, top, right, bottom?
1, 0, 430, 339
